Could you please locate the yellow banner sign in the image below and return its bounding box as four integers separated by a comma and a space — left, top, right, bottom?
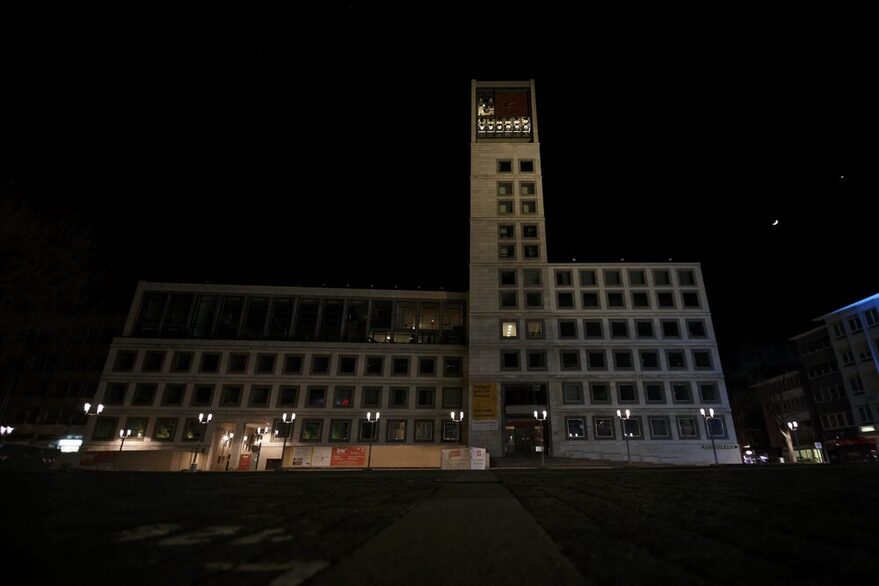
471, 383, 498, 420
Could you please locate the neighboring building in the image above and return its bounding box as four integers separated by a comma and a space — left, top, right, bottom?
748, 371, 822, 463
82, 80, 739, 469
0, 314, 124, 452
792, 293, 879, 463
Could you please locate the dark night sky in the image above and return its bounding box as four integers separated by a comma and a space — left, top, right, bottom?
2, 6, 877, 371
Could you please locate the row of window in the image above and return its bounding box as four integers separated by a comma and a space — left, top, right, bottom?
500, 318, 709, 340
499, 267, 697, 289
499, 290, 701, 310
497, 200, 539, 216
112, 350, 465, 378
831, 308, 879, 338
498, 224, 540, 240
498, 243, 541, 259
499, 348, 717, 372
839, 348, 875, 366
134, 294, 466, 344
563, 413, 727, 441
496, 180, 537, 197
558, 380, 722, 405
101, 382, 465, 410
496, 159, 535, 174
91, 415, 463, 444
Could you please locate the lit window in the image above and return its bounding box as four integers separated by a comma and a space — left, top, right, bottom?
501, 321, 518, 338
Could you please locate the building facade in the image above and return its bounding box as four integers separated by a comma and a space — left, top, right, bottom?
82, 80, 739, 468
792, 294, 879, 462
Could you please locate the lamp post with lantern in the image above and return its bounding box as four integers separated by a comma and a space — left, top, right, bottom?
190, 412, 212, 471
274, 412, 295, 470
700, 408, 719, 465
533, 410, 547, 468
616, 409, 632, 465
365, 412, 380, 469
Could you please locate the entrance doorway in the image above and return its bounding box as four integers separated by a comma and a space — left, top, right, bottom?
504, 421, 544, 455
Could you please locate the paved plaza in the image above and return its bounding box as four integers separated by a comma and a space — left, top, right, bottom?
3, 465, 878, 585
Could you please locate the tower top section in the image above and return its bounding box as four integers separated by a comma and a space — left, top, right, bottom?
471, 80, 538, 144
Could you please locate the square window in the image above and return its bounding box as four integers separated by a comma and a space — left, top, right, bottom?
333, 387, 354, 408
278, 386, 299, 407
657, 292, 676, 308
501, 320, 519, 338
359, 420, 379, 441
498, 160, 513, 173
498, 200, 514, 214
307, 387, 327, 408
587, 351, 606, 370
392, 357, 410, 376
672, 383, 693, 403
365, 356, 384, 375
283, 354, 303, 374
653, 270, 671, 286
132, 384, 156, 406
557, 292, 575, 309
500, 291, 518, 308
442, 420, 460, 442
604, 270, 622, 286
387, 420, 407, 442
677, 417, 699, 438
667, 351, 687, 369
636, 320, 655, 338
181, 418, 208, 442
526, 320, 545, 338
301, 420, 323, 442
417, 387, 435, 408
497, 181, 513, 196
678, 270, 696, 286
707, 416, 726, 438
442, 387, 463, 408
142, 351, 165, 372
584, 320, 603, 338
361, 387, 382, 408
563, 382, 584, 404
522, 224, 539, 238
640, 351, 659, 369
419, 357, 436, 376
256, 354, 276, 374
329, 419, 351, 442
699, 383, 719, 402
614, 351, 633, 369
558, 320, 577, 338
191, 385, 214, 407
607, 292, 625, 308
113, 351, 137, 372
593, 417, 614, 438
582, 292, 600, 308
520, 181, 536, 195
632, 292, 650, 308
687, 320, 707, 338
103, 383, 127, 405
499, 244, 516, 259
662, 321, 681, 338
525, 291, 542, 308
520, 160, 534, 172
610, 320, 629, 338
682, 291, 700, 308
617, 383, 637, 403
443, 358, 463, 377
556, 270, 573, 286
170, 352, 193, 373
390, 387, 409, 408
199, 354, 220, 374
228, 353, 249, 373
560, 350, 580, 370
523, 244, 539, 258
693, 351, 713, 369
311, 355, 330, 375
499, 270, 516, 286
566, 418, 586, 440
152, 417, 178, 442
415, 420, 434, 442
622, 417, 642, 439
249, 385, 271, 407
527, 351, 546, 370
649, 417, 671, 438
499, 225, 515, 239
590, 383, 610, 403
628, 270, 646, 286
579, 270, 597, 286
338, 356, 357, 375
220, 385, 242, 407
162, 384, 185, 406
645, 383, 665, 403
502, 351, 520, 370
523, 269, 542, 285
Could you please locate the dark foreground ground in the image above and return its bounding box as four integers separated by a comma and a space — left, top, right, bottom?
3, 465, 878, 585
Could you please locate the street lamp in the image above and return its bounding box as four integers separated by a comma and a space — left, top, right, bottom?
115, 429, 131, 470
700, 408, 719, 465
274, 413, 295, 470
787, 421, 800, 463
533, 410, 547, 468
221, 430, 235, 470
252, 424, 270, 471
0, 425, 14, 443
365, 412, 380, 470
190, 412, 212, 471
616, 409, 632, 465
450, 411, 464, 443
83, 403, 104, 416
